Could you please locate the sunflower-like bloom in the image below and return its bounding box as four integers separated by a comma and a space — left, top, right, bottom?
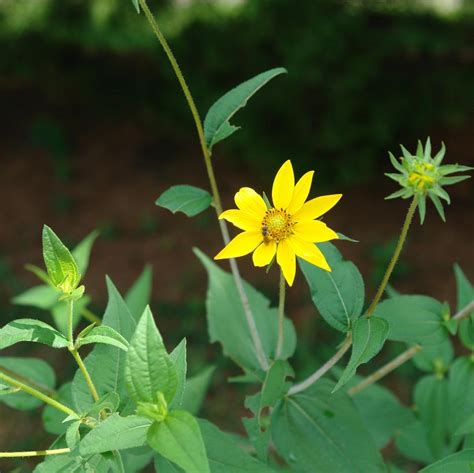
214, 160, 342, 286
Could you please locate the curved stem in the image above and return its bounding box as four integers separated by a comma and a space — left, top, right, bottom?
0, 371, 77, 417
0, 448, 70, 458
288, 334, 352, 396
138, 0, 268, 370
366, 196, 418, 317
276, 270, 286, 359
69, 347, 99, 402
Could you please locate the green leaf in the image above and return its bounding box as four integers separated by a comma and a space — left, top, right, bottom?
454, 264, 474, 350
66, 420, 82, 449
122, 447, 154, 473
204, 67, 287, 150
271, 379, 385, 473
396, 420, 434, 464
0, 357, 56, 410
80, 414, 151, 455
0, 319, 69, 350
125, 265, 153, 322
448, 357, 474, 437
72, 277, 136, 412
457, 413, 474, 436
85, 392, 121, 420
42, 225, 81, 293
169, 339, 187, 410
299, 242, 365, 332
72, 229, 99, 276
333, 317, 389, 391
420, 449, 474, 473
42, 383, 73, 434
415, 375, 451, 459
12, 284, 58, 310
125, 306, 177, 404
181, 366, 215, 416
156, 185, 212, 217
413, 338, 454, 373
375, 295, 448, 345
77, 325, 129, 351
147, 410, 209, 473
131, 0, 139, 13
195, 249, 296, 372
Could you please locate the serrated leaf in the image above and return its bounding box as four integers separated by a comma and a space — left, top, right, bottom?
204, 67, 287, 150
77, 325, 129, 351
125, 306, 177, 404
147, 410, 209, 473
333, 317, 389, 391
169, 339, 187, 410
0, 319, 69, 350
156, 185, 212, 217
80, 414, 151, 455
125, 265, 153, 322
299, 242, 365, 332
195, 249, 296, 372
42, 225, 81, 293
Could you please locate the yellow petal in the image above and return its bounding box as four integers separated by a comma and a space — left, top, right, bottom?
219, 209, 261, 231
288, 235, 331, 271
215, 231, 263, 260
277, 240, 296, 286
286, 171, 314, 215
234, 187, 267, 219
252, 240, 277, 267
293, 194, 342, 222
272, 160, 295, 210
294, 220, 338, 243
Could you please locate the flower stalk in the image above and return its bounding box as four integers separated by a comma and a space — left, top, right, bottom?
138, 0, 268, 370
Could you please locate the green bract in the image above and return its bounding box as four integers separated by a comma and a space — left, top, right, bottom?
385, 138, 472, 223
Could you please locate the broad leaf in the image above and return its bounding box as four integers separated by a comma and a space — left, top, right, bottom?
420, 449, 474, 473
181, 366, 215, 415
125, 306, 177, 404
413, 338, 454, 372
77, 325, 129, 351
156, 185, 212, 217
12, 285, 58, 310
80, 414, 151, 454
396, 420, 434, 464
334, 317, 389, 391
375, 295, 447, 345
147, 410, 209, 473
271, 379, 385, 473
299, 243, 365, 332
42, 225, 81, 293
125, 265, 153, 322
195, 249, 296, 372
204, 67, 287, 150
454, 264, 474, 350
0, 319, 69, 350
0, 357, 56, 410
169, 339, 187, 410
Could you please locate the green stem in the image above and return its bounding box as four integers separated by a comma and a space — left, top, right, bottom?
366, 196, 418, 317
0, 448, 70, 458
0, 371, 77, 417
67, 298, 74, 346
69, 347, 100, 402
81, 307, 102, 325
138, 0, 269, 371
276, 270, 286, 359
0, 366, 56, 396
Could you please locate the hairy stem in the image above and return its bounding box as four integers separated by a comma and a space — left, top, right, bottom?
0, 448, 70, 458
0, 371, 77, 417
276, 271, 286, 359
366, 196, 418, 317
69, 347, 99, 402
288, 334, 352, 396
138, 0, 268, 370
348, 300, 474, 396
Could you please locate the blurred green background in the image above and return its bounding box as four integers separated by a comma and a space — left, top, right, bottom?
0, 0, 473, 471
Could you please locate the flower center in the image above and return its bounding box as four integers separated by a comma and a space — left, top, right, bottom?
261, 208, 294, 242
408, 162, 437, 190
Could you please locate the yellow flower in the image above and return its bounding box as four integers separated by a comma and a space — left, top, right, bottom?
214, 160, 342, 286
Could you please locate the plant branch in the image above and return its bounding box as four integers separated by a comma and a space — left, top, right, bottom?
288, 334, 352, 396
0, 371, 77, 417
0, 366, 56, 396
0, 448, 70, 458
276, 270, 286, 359
366, 196, 418, 317
69, 347, 99, 402
138, 0, 268, 370
453, 300, 474, 321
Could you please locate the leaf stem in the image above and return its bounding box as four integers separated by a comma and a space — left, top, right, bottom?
0, 448, 70, 458
0, 371, 77, 417
288, 334, 352, 396
69, 347, 100, 402
138, 0, 268, 371
67, 298, 74, 347
366, 196, 418, 317
0, 366, 56, 396
276, 270, 286, 359
348, 300, 474, 396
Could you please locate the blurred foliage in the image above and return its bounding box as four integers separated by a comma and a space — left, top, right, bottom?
1, 0, 474, 184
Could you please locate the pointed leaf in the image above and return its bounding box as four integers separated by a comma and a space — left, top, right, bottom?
125, 265, 153, 322
77, 325, 129, 351
72, 230, 99, 276
169, 339, 187, 410
156, 185, 212, 217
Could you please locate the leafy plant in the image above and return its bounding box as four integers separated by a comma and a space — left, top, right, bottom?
0, 2, 473, 472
